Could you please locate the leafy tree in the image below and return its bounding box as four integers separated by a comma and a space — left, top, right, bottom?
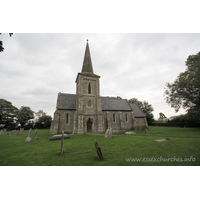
16, 106, 34, 128
39, 115, 52, 128
0, 99, 18, 129
164, 52, 200, 121
158, 112, 167, 120
35, 110, 47, 120
0, 33, 13, 52
129, 98, 154, 125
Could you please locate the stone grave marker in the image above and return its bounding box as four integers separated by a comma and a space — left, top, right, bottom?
94, 139, 103, 161
144, 129, 148, 133
3, 129, 7, 135
16, 130, 19, 135
28, 128, 32, 137
34, 129, 37, 140
0, 130, 3, 136
105, 129, 109, 138
61, 131, 65, 155
20, 128, 24, 134
108, 128, 112, 138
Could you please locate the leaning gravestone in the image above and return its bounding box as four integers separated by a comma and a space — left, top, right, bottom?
94, 139, 103, 161
60, 131, 65, 155
105, 129, 109, 138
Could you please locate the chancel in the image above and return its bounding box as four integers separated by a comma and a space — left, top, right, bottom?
50, 40, 148, 134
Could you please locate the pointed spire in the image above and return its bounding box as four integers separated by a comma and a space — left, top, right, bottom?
81, 40, 94, 74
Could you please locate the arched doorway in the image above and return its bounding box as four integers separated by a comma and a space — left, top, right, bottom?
87, 118, 92, 132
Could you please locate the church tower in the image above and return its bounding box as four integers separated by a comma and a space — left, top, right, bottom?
73, 40, 104, 134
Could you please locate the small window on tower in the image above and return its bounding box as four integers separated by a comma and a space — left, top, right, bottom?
88, 83, 91, 94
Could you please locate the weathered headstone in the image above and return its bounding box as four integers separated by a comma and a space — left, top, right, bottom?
28, 128, 32, 137
108, 128, 112, 138
94, 139, 103, 161
16, 130, 19, 135
13, 130, 16, 135
125, 132, 137, 135
20, 128, 24, 134
25, 137, 31, 143
3, 129, 7, 135
61, 131, 65, 155
34, 129, 37, 140
105, 129, 109, 138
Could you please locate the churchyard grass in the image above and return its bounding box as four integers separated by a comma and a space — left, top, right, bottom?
0, 127, 199, 166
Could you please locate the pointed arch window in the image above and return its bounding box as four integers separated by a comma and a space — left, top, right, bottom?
88, 83, 91, 94
113, 114, 115, 122
66, 113, 69, 124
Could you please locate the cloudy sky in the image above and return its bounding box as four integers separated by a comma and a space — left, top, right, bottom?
1, 33, 200, 119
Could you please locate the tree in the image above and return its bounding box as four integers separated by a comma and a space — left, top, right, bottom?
129, 98, 154, 125
16, 106, 34, 128
164, 52, 200, 120
35, 110, 46, 120
0, 99, 18, 129
38, 115, 52, 128
0, 33, 13, 52
158, 112, 167, 120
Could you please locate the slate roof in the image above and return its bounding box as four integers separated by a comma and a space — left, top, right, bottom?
129, 103, 145, 118
57, 93, 145, 118
57, 93, 76, 110
101, 97, 132, 111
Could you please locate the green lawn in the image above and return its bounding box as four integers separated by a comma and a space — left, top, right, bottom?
0, 126, 200, 166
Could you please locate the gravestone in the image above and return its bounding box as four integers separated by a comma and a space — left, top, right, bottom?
3, 129, 7, 135
28, 128, 32, 137
144, 129, 148, 133
50, 134, 70, 141
13, 130, 16, 135
61, 131, 65, 155
94, 139, 103, 161
25, 137, 31, 143
108, 128, 112, 138
125, 132, 137, 135
20, 128, 24, 134
105, 129, 109, 138
34, 129, 37, 140
0, 130, 3, 136
16, 130, 19, 135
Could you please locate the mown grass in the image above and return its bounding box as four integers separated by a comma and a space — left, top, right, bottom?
0, 126, 200, 166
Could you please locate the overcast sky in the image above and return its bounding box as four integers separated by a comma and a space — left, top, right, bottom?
1, 33, 200, 119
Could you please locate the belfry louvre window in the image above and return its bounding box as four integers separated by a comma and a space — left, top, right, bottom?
88, 83, 91, 94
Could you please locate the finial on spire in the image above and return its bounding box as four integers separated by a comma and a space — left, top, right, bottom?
87, 39, 88, 42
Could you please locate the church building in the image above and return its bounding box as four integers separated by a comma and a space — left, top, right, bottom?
50, 41, 148, 134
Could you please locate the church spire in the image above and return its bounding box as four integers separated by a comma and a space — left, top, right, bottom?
81, 40, 94, 74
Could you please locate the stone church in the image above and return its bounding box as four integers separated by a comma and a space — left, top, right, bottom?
50, 41, 148, 134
